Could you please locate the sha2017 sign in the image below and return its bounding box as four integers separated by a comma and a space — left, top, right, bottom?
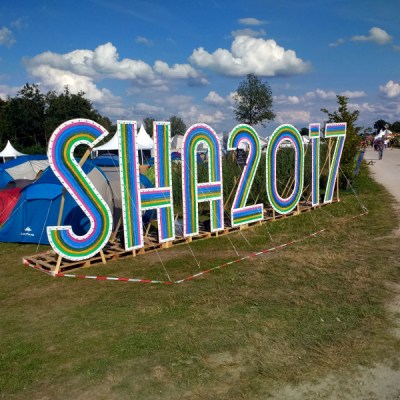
47, 119, 346, 261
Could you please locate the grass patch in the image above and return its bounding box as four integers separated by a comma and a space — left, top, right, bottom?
0, 164, 399, 399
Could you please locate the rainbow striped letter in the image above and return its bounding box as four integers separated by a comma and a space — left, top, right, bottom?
47, 119, 113, 261
266, 124, 305, 215
309, 123, 321, 207
118, 121, 174, 250
227, 124, 263, 226
182, 124, 224, 237
323, 122, 347, 204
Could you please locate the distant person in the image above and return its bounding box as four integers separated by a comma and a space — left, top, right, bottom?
374, 137, 384, 160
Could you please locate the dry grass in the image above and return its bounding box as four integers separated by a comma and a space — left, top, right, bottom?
1, 165, 400, 400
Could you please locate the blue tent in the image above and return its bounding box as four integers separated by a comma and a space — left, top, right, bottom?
0, 161, 114, 245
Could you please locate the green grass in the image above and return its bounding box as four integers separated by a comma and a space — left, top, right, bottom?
0, 164, 399, 400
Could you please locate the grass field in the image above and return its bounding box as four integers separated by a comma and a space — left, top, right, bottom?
1, 165, 399, 400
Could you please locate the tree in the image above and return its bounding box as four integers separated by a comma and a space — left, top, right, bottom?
233, 73, 275, 127
45, 86, 111, 141
321, 95, 362, 183
300, 127, 309, 136
170, 115, 187, 137
4, 83, 46, 148
391, 121, 400, 133
143, 117, 155, 138
373, 119, 389, 134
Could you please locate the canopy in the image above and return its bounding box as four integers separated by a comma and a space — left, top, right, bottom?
0, 141, 26, 162
91, 132, 118, 158
137, 125, 153, 150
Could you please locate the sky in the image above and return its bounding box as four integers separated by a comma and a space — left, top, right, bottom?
0, 0, 399, 137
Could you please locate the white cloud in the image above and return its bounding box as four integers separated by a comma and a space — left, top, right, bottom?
238, 18, 265, 26
274, 95, 300, 105
231, 28, 266, 38
275, 110, 311, 125
0, 84, 19, 99
24, 42, 206, 89
134, 102, 165, 116
180, 106, 226, 126
379, 80, 400, 98
351, 27, 392, 45
135, 36, 154, 47
0, 27, 15, 47
305, 89, 336, 100
340, 90, 366, 98
190, 35, 310, 77
26, 63, 120, 105
329, 38, 345, 47
204, 91, 226, 106
153, 60, 202, 80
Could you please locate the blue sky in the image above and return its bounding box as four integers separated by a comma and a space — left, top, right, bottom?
0, 0, 399, 136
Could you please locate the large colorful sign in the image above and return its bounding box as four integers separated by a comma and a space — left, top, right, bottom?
47, 119, 346, 261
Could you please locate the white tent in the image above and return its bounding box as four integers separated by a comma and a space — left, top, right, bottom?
0, 141, 26, 163
91, 132, 119, 158
92, 125, 154, 163
171, 135, 184, 153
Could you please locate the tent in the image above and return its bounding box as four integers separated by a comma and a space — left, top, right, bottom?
91, 125, 154, 164
0, 161, 116, 244
0, 155, 49, 189
0, 141, 26, 163
0, 188, 22, 224
171, 135, 184, 153
91, 132, 119, 158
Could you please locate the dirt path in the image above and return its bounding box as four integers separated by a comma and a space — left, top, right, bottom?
270, 147, 400, 400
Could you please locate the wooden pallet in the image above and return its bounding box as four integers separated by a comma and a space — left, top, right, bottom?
22, 200, 335, 274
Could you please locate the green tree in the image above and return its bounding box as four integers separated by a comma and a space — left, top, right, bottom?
143, 117, 155, 137
300, 127, 309, 136
391, 121, 400, 133
373, 119, 389, 134
4, 83, 46, 148
170, 115, 187, 137
233, 73, 275, 127
321, 95, 362, 184
45, 86, 112, 141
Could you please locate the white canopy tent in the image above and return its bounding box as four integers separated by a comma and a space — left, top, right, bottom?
0, 141, 26, 163
91, 125, 154, 163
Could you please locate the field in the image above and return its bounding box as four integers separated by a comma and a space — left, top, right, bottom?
1, 164, 399, 400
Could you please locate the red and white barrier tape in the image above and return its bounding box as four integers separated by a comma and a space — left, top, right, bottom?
22, 211, 368, 285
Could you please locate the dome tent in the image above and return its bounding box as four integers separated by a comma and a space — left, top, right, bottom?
0, 161, 116, 244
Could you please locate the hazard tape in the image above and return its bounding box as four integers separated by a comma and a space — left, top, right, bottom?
22, 211, 368, 285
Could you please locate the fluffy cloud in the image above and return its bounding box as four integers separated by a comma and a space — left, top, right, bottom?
340, 90, 366, 99
180, 106, 226, 126
379, 80, 400, 98
329, 38, 345, 47
204, 91, 226, 106
26, 64, 119, 105
274, 95, 300, 105
275, 110, 311, 125
238, 18, 265, 26
190, 35, 310, 77
231, 28, 266, 38
24, 42, 206, 88
305, 89, 336, 100
0, 27, 15, 47
0, 84, 19, 99
351, 27, 392, 45
135, 36, 154, 47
